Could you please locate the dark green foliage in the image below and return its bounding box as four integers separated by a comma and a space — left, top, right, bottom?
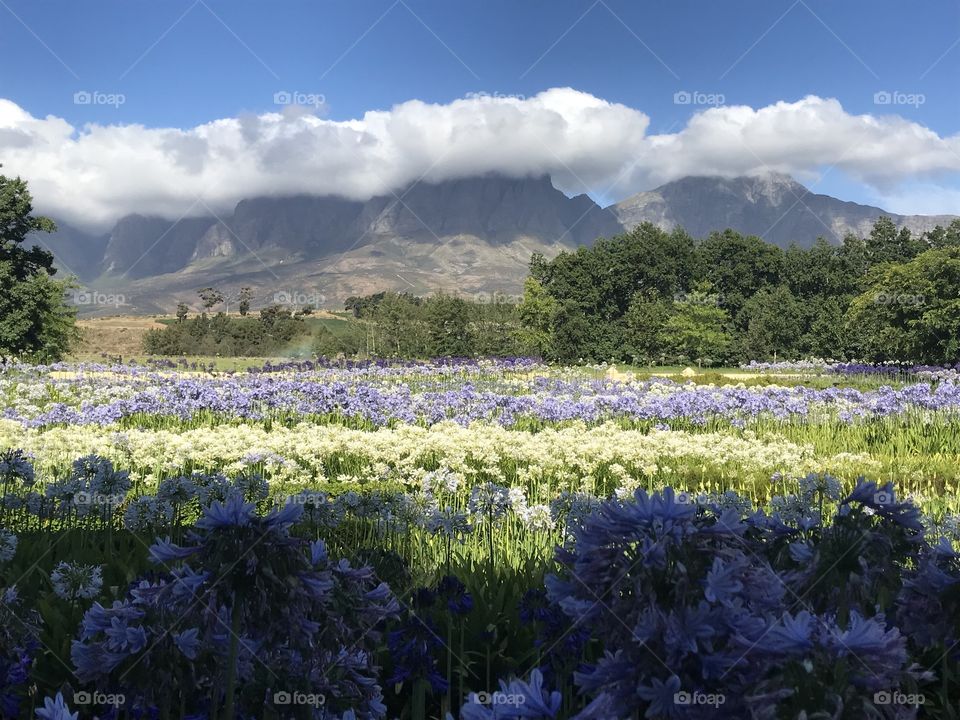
738, 285, 804, 361
520, 217, 960, 365
0, 170, 78, 361
144, 309, 312, 356
197, 287, 224, 311
694, 229, 784, 322
661, 288, 733, 365
237, 287, 253, 316
847, 247, 960, 363
145, 292, 532, 358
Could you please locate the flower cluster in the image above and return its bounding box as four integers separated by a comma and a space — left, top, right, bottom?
538, 481, 938, 718
0, 587, 40, 717
71, 495, 399, 717
8, 359, 960, 429
388, 575, 475, 695
0, 449, 34, 486
49, 562, 103, 601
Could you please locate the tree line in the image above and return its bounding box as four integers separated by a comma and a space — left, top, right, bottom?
144, 289, 527, 358
519, 219, 960, 365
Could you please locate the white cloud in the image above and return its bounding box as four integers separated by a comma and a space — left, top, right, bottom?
0, 89, 958, 231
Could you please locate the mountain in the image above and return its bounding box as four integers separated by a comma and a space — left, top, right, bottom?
43, 174, 622, 313
613, 174, 956, 247
30, 173, 957, 314
103, 215, 221, 278
40, 221, 110, 280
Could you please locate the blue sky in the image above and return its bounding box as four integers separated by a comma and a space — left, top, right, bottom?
1, 0, 958, 223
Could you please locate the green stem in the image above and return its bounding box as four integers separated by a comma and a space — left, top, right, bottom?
413, 678, 427, 720
222, 596, 243, 719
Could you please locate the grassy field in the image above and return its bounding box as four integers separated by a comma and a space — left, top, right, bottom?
72, 312, 356, 367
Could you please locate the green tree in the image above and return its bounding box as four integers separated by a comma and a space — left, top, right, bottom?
622, 291, 671, 364
847, 247, 960, 363
423, 294, 472, 357
472, 294, 522, 357
0, 171, 77, 361
197, 287, 224, 312
661, 290, 733, 366
374, 293, 420, 356
176, 303, 189, 323
923, 219, 960, 250
694, 230, 784, 322
517, 277, 558, 358
738, 285, 804, 361
866, 217, 922, 266
238, 287, 253, 316
550, 301, 596, 363
784, 238, 861, 300
801, 298, 852, 359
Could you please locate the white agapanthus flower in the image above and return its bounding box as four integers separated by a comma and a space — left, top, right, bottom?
50, 562, 103, 601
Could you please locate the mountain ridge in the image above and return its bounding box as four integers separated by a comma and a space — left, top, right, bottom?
613, 174, 955, 247
33, 173, 957, 314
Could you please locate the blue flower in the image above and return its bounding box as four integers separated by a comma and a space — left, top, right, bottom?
306, 540, 328, 570
0, 530, 17, 563
842, 480, 923, 531
0, 449, 34, 486
788, 541, 814, 564
760, 611, 814, 655
35, 692, 78, 720
703, 557, 743, 605
826, 611, 906, 671
173, 628, 200, 660
436, 575, 473, 616
460, 669, 561, 719
148, 537, 197, 564
195, 494, 256, 529
262, 499, 303, 528
636, 675, 682, 719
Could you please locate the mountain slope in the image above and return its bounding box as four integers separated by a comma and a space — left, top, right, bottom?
41, 174, 622, 312
613, 174, 956, 247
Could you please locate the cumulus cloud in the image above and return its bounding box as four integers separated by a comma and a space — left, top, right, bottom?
0, 88, 958, 231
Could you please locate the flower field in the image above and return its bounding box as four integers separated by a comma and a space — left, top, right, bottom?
2, 359, 960, 718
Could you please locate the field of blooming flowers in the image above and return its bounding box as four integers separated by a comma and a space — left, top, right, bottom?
3, 358, 960, 718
